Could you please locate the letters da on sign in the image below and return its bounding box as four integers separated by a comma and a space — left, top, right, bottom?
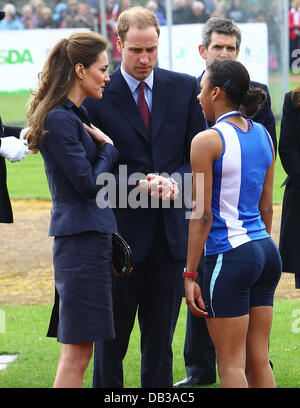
0, 49, 33, 64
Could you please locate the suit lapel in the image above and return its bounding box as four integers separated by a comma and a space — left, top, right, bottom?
150, 68, 172, 143
109, 69, 150, 143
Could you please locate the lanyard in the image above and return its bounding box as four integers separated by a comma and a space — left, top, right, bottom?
216, 110, 241, 124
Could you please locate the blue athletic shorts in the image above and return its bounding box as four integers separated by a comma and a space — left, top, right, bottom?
203, 238, 282, 318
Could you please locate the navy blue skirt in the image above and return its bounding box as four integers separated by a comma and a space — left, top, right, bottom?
47, 231, 115, 343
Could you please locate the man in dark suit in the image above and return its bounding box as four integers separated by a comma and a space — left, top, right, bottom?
174, 17, 277, 388
83, 6, 206, 388
0, 10, 29, 223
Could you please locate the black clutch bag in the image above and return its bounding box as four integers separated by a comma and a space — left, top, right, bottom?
112, 233, 133, 277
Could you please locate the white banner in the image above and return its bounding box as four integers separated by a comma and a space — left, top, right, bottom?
0, 24, 268, 92
0, 28, 88, 92
158, 23, 269, 85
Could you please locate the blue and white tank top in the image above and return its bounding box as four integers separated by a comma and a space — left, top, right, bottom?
205, 119, 273, 256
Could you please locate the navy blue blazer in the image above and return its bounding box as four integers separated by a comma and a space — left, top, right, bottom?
0, 119, 22, 223
197, 73, 277, 155
83, 66, 206, 263
40, 99, 119, 236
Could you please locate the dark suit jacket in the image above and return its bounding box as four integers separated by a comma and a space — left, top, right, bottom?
39, 99, 119, 236
279, 91, 300, 276
0, 117, 22, 223
83, 66, 206, 263
197, 73, 277, 154
250, 80, 277, 155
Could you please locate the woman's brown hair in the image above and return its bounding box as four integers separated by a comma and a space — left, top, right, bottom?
26, 31, 107, 153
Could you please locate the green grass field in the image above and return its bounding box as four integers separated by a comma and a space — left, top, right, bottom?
0, 299, 300, 388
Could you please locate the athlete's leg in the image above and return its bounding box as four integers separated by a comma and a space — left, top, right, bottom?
206, 315, 249, 388
245, 238, 281, 388
245, 306, 276, 388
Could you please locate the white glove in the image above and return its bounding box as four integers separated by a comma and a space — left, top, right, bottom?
20, 127, 30, 140
0, 136, 29, 162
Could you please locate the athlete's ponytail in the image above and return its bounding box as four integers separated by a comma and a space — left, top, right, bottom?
240, 86, 266, 118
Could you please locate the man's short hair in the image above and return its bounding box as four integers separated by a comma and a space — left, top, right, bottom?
118, 6, 160, 44
202, 17, 241, 49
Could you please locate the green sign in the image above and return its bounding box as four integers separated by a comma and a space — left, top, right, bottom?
0, 49, 33, 64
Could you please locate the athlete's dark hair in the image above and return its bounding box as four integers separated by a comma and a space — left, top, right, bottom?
207, 59, 266, 118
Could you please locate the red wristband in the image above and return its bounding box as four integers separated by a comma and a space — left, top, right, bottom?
183, 271, 198, 279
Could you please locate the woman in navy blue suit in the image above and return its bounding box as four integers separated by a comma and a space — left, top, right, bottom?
25, 32, 119, 387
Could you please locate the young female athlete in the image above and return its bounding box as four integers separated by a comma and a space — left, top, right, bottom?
184, 59, 281, 388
